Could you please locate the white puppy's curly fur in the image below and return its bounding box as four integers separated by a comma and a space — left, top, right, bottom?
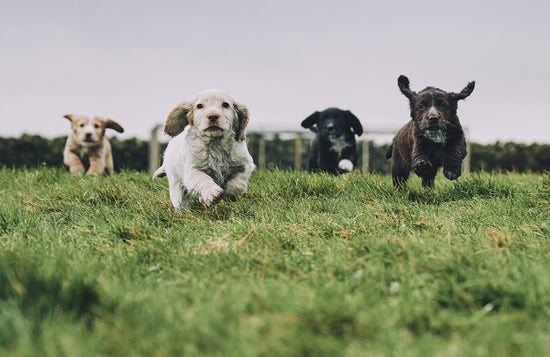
153, 89, 255, 210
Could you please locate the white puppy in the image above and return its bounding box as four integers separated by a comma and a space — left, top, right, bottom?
153, 89, 255, 210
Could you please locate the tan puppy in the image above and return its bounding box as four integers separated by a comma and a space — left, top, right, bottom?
63, 114, 124, 175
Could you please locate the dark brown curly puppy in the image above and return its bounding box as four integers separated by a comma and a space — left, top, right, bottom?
386, 75, 475, 187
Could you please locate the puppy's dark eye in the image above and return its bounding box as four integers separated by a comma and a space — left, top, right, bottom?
80, 124, 85, 127
437, 102, 447, 109
418, 104, 426, 110
222, 102, 230, 108
94, 124, 100, 128
196, 104, 203, 109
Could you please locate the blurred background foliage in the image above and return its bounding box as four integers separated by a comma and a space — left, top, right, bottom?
0, 134, 549, 173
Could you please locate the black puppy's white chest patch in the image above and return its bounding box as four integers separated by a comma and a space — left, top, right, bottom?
329, 136, 348, 153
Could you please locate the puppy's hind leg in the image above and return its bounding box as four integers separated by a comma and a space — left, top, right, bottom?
168, 180, 189, 211
391, 155, 410, 188
104, 149, 114, 174
416, 163, 437, 187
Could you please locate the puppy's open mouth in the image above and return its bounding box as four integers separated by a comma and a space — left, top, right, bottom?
206, 126, 222, 132
424, 129, 446, 143
81, 139, 96, 146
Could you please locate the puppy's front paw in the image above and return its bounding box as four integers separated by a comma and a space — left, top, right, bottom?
200, 184, 223, 207
224, 177, 248, 198
413, 160, 433, 177
338, 159, 354, 172
444, 167, 462, 180
69, 165, 85, 175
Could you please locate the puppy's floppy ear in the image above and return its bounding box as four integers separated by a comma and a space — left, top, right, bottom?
398, 75, 416, 100
453, 81, 475, 100
64, 114, 79, 130
234, 102, 249, 141
301, 111, 321, 133
345, 110, 363, 136
164, 99, 194, 137
104, 119, 124, 133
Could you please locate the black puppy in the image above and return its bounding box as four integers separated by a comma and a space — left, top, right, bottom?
386, 75, 475, 187
301, 108, 363, 174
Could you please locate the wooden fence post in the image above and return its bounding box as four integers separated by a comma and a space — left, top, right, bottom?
361, 140, 370, 173
149, 125, 161, 174
258, 138, 266, 169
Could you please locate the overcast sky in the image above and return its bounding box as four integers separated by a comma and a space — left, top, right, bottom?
1, 0, 549, 143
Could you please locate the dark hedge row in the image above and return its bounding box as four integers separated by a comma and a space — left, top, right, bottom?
0, 134, 548, 173
0, 135, 151, 172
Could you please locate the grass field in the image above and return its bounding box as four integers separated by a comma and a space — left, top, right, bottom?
0, 167, 549, 356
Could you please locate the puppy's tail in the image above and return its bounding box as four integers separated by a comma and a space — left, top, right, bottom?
152, 165, 166, 179
385, 144, 393, 159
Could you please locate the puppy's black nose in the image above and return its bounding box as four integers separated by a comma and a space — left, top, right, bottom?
85, 133, 92, 139
326, 123, 335, 132
208, 114, 219, 122
428, 115, 440, 123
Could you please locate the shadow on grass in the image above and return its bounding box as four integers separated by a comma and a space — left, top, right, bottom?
405, 173, 517, 204
0, 252, 109, 342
